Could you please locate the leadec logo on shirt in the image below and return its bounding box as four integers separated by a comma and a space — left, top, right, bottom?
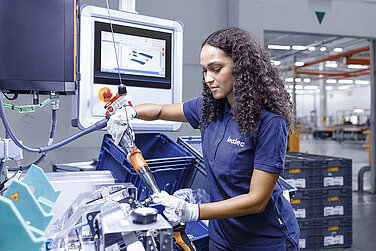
226, 136, 245, 147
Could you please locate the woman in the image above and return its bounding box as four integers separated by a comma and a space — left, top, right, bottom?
108, 27, 299, 250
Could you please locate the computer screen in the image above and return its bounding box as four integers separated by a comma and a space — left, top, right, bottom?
77, 5, 183, 131
94, 22, 172, 89
100, 31, 166, 78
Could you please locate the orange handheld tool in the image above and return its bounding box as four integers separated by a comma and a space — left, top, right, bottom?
105, 93, 160, 195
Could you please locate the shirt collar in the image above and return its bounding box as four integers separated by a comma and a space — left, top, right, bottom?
221, 98, 233, 115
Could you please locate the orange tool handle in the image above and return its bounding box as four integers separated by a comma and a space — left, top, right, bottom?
129, 150, 148, 172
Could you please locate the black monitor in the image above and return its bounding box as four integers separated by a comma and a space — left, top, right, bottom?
94, 21, 172, 89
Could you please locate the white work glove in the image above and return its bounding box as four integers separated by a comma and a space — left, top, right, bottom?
152, 191, 200, 222
107, 105, 137, 145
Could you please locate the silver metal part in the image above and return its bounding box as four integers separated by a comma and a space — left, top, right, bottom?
0, 138, 23, 162
98, 212, 173, 251
137, 165, 160, 195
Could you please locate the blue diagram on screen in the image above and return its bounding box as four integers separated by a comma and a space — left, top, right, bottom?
101, 31, 166, 78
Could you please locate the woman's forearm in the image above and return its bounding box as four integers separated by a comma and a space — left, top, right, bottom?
199, 170, 279, 220
199, 193, 266, 220
134, 104, 163, 120
134, 103, 187, 122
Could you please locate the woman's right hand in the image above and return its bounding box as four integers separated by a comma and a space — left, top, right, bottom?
106, 105, 137, 144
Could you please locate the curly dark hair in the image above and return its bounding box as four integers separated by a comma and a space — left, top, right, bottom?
198, 27, 295, 135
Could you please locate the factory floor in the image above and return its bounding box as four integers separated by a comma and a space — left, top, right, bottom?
299, 135, 376, 251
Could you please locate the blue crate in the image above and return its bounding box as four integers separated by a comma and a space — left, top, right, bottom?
298, 219, 317, 250
315, 216, 352, 250
286, 152, 352, 188
283, 155, 321, 189
314, 187, 352, 218
291, 189, 318, 220
177, 137, 209, 193
177, 136, 203, 158
173, 221, 209, 251
96, 134, 195, 200
320, 158, 352, 188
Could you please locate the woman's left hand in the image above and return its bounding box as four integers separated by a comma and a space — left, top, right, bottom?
151, 191, 200, 222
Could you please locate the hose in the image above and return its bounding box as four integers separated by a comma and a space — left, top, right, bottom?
39, 118, 107, 152
0, 93, 39, 152
9, 109, 58, 171
0, 93, 108, 154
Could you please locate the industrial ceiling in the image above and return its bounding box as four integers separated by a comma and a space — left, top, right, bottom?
264, 31, 370, 94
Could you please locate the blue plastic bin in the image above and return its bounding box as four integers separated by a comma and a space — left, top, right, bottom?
283, 154, 321, 189
314, 187, 352, 218
298, 219, 317, 250
177, 136, 210, 193
315, 216, 352, 249
286, 152, 352, 188
291, 189, 318, 220
96, 133, 195, 201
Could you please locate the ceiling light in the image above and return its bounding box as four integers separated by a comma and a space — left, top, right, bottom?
325, 61, 337, 68
296, 85, 303, 89
272, 60, 281, 66
295, 78, 302, 82
326, 79, 337, 84
320, 47, 327, 52
348, 64, 367, 69
288, 85, 294, 89
295, 62, 304, 66
338, 79, 353, 84
355, 80, 369, 85
325, 86, 333, 91
304, 85, 318, 90
295, 90, 305, 94
292, 45, 307, 51
303, 78, 311, 83
353, 108, 364, 113
286, 77, 294, 82
268, 45, 291, 50
339, 85, 350, 90
308, 46, 316, 51
333, 48, 343, 53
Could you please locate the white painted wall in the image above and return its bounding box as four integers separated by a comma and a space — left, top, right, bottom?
236, 0, 376, 41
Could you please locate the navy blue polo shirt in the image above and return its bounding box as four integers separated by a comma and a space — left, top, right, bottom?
183, 97, 299, 250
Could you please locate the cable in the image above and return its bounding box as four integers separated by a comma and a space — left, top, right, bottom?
2, 95, 53, 113
105, 0, 123, 86
0, 93, 108, 153
9, 109, 58, 171
0, 93, 38, 152
104, 0, 131, 132
38, 118, 108, 152
3, 92, 19, 100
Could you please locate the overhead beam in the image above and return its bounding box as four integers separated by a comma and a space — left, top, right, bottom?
281, 45, 370, 72
346, 56, 370, 65
296, 68, 369, 76
308, 69, 370, 81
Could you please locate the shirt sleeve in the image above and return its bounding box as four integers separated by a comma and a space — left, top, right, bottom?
253, 116, 288, 174
183, 97, 203, 129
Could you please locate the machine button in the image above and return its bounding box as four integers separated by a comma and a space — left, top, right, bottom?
103, 89, 113, 99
